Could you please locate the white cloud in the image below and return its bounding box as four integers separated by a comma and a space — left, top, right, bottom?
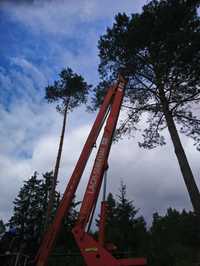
0, 154, 32, 220
0, 58, 49, 108
1, 1, 146, 35
107, 131, 200, 222
1, 90, 200, 224
0, 75, 97, 221
10, 57, 47, 88
0, 0, 147, 86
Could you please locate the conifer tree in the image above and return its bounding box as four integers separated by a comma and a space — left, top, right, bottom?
9, 172, 41, 253
9, 172, 59, 254
0, 219, 5, 235
45, 68, 91, 225
115, 182, 146, 256
96, 0, 200, 216
99, 183, 147, 257
149, 208, 200, 265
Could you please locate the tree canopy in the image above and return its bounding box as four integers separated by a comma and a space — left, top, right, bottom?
46, 67, 91, 113
96, 0, 200, 216
96, 182, 147, 257
2, 176, 200, 265
8, 172, 60, 254
45, 67, 91, 226
95, 182, 200, 265
97, 0, 200, 149
149, 208, 200, 265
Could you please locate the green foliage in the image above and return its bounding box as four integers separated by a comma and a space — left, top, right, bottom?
8, 171, 60, 254
90, 79, 112, 110
46, 67, 91, 113
96, 0, 200, 149
7, 171, 80, 259
97, 182, 147, 258
45, 68, 91, 227
48, 197, 83, 266
55, 197, 80, 250
5, 175, 200, 265
149, 208, 200, 265
114, 182, 147, 256
0, 219, 5, 235
96, 182, 200, 265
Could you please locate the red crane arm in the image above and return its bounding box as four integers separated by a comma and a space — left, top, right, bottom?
72, 75, 147, 266
75, 76, 125, 229
35, 84, 117, 266
36, 74, 147, 266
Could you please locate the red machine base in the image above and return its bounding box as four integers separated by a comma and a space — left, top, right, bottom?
73, 226, 147, 266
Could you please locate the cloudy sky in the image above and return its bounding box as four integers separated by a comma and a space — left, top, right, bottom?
0, 0, 199, 225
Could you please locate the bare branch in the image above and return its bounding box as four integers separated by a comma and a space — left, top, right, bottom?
170, 92, 200, 112
134, 75, 158, 98
175, 114, 200, 123
121, 103, 160, 112
148, 114, 165, 143
136, 52, 154, 71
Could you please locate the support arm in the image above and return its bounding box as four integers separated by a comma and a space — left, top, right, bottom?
36, 84, 117, 266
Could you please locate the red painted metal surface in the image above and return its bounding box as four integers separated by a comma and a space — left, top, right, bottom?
72, 226, 120, 266
98, 201, 108, 246
72, 76, 146, 266
76, 77, 125, 229
35, 84, 117, 266
118, 258, 147, 266
72, 227, 146, 266
36, 75, 147, 266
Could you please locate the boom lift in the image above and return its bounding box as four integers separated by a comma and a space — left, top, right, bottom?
35, 75, 147, 266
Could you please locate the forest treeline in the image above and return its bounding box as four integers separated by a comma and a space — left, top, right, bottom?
0, 172, 200, 266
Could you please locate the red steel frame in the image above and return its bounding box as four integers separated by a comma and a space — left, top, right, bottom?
35, 75, 147, 266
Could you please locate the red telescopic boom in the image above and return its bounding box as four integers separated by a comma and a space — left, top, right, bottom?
35, 84, 116, 266
35, 75, 147, 266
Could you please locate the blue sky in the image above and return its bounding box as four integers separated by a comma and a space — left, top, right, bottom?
0, 0, 199, 224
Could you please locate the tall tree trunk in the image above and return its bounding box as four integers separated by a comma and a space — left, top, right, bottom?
45, 106, 68, 227
159, 88, 200, 216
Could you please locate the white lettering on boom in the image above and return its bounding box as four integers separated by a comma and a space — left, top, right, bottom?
88, 137, 108, 194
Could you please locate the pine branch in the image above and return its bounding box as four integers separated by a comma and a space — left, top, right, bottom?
122, 103, 159, 112
170, 93, 200, 111
136, 52, 154, 71
175, 113, 200, 123
134, 75, 158, 98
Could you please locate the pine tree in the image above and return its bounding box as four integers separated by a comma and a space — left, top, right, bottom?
9, 171, 60, 254
55, 197, 80, 253
102, 193, 117, 246
47, 197, 82, 266
99, 183, 147, 257
45, 68, 91, 226
0, 219, 5, 235
9, 172, 42, 252
96, 0, 200, 216
114, 182, 146, 256
149, 208, 200, 266
39, 172, 60, 231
